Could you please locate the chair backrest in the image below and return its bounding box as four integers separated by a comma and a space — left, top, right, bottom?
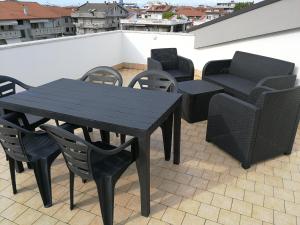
128, 70, 178, 93
41, 124, 94, 180
253, 86, 300, 160
0, 76, 31, 115
0, 75, 31, 98
80, 66, 123, 87
0, 113, 30, 162
151, 48, 178, 70
229, 51, 295, 83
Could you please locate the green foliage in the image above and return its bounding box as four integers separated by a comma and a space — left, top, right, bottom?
163, 12, 175, 19
234, 2, 254, 11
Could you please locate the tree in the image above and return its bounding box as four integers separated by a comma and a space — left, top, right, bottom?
163, 12, 175, 19
234, 2, 254, 11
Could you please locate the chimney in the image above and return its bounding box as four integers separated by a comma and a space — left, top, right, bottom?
23, 5, 29, 16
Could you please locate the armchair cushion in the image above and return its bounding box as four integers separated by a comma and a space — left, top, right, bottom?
166, 70, 193, 82
229, 51, 295, 83
151, 48, 178, 70
204, 74, 256, 100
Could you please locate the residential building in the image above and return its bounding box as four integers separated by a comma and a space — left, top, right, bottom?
176, 6, 225, 26
71, 2, 129, 35
0, 1, 75, 45
142, 5, 173, 20
120, 18, 192, 32
216, 0, 254, 13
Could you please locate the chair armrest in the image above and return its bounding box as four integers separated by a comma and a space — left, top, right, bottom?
147, 58, 163, 70
248, 86, 274, 104
202, 59, 232, 77
0, 75, 33, 90
89, 137, 138, 155
207, 94, 260, 163
178, 56, 194, 79
256, 75, 296, 89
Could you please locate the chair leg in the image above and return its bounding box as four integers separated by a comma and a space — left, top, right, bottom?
161, 115, 173, 161
33, 160, 53, 208
96, 178, 115, 225
8, 157, 17, 194
70, 172, 75, 210
120, 134, 126, 144
15, 160, 24, 173
27, 162, 33, 169
100, 130, 110, 144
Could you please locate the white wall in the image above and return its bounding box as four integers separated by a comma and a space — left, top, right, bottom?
191, 0, 300, 48
0, 28, 299, 88
122, 29, 300, 74
0, 31, 122, 86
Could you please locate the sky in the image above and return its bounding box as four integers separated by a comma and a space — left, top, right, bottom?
23, 0, 263, 7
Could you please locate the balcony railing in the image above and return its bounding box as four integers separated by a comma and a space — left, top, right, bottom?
30, 27, 63, 36
74, 23, 109, 29
71, 12, 106, 18
0, 30, 22, 39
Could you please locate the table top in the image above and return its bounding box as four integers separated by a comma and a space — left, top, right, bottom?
178, 80, 224, 95
0, 79, 182, 136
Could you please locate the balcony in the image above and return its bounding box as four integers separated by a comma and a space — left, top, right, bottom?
30, 27, 63, 37
0, 30, 22, 40
74, 22, 110, 29
0, 0, 299, 223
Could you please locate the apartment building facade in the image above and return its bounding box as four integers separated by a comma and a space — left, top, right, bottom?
71, 2, 128, 35
0, 1, 75, 45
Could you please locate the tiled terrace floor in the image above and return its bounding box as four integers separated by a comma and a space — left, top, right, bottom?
0, 69, 300, 225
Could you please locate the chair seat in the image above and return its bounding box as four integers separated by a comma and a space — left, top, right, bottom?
166, 70, 192, 82
25, 114, 49, 130
23, 132, 60, 161
91, 141, 133, 178
204, 74, 256, 100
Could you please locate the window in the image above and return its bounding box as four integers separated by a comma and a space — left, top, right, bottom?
65, 17, 68, 23
0, 26, 4, 31
31, 23, 38, 29
66, 27, 70, 32
17, 20, 24, 25
20, 30, 26, 38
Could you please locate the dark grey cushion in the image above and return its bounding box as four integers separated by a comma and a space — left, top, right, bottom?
229, 51, 295, 83
151, 48, 178, 70
167, 70, 192, 81
204, 74, 256, 100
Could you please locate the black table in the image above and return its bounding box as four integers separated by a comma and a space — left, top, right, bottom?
178, 80, 224, 123
0, 78, 182, 217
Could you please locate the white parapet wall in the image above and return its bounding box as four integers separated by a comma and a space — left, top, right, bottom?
0, 31, 122, 86
0, 28, 299, 87
122, 29, 300, 75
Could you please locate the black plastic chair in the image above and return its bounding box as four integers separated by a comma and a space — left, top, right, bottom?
0, 75, 50, 172
56, 66, 123, 143
126, 70, 178, 160
0, 75, 49, 130
41, 124, 137, 225
0, 113, 60, 207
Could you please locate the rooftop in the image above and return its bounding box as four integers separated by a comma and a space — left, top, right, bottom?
0, 68, 299, 225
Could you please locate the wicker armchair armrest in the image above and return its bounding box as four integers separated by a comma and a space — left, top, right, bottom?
147, 58, 163, 70
178, 56, 194, 79
202, 59, 232, 76
256, 75, 296, 90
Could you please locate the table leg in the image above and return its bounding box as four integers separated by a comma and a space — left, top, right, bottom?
100, 130, 110, 144
173, 105, 181, 165
136, 135, 150, 217
161, 114, 173, 161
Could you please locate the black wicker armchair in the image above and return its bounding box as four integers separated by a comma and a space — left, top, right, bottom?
206, 85, 300, 169
148, 48, 194, 82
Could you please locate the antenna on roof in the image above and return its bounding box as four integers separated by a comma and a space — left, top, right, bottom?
23, 5, 29, 16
